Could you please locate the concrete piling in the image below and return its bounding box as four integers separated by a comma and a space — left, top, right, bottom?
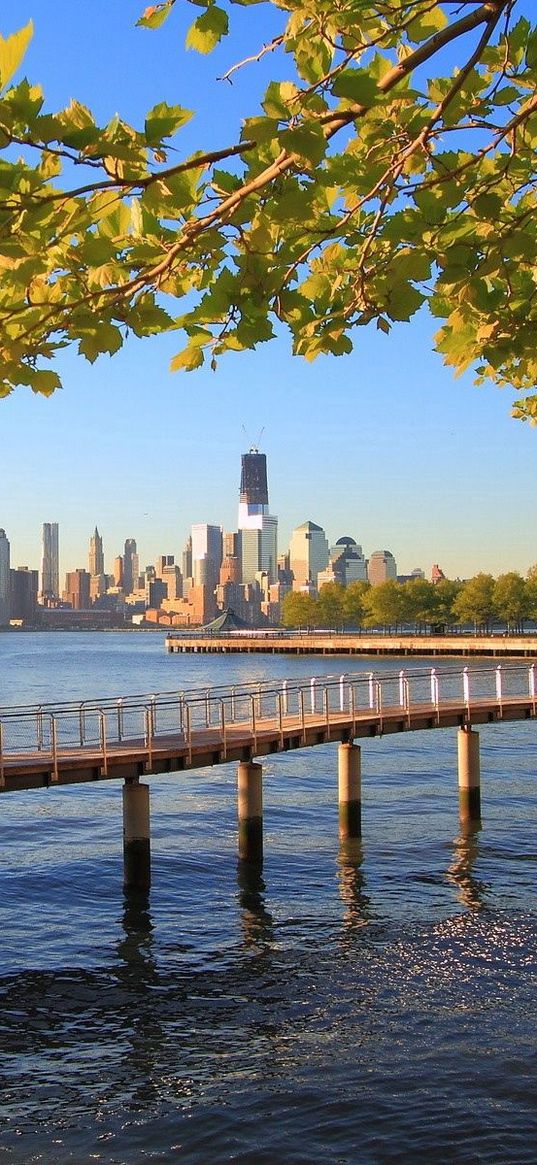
457, 727, 481, 823
338, 742, 361, 839
237, 761, 263, 862
123, 778, 151, 889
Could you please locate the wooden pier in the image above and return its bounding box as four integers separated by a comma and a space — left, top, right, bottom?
165, 630, 537, 658
1, 664, 535, 886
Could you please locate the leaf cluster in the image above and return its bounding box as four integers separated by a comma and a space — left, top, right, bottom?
1, 4, 537, 419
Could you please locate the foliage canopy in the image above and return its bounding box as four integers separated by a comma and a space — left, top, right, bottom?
2, 2, 537, 418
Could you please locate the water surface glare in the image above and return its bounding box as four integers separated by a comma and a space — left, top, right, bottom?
1, 632, 537, 1164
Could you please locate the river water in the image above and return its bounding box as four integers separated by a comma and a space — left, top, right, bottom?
1, 632, 537, 1164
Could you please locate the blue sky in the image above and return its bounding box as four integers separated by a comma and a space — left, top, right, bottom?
1, 1, 536, 582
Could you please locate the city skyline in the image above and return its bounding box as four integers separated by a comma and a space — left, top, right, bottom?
1, 1, 536, 582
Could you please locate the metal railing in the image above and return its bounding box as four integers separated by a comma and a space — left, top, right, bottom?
0, 663, 535, 786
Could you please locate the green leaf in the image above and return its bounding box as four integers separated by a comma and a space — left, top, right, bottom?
280, 123, 326, 167
0, 21, 33, 92
387, 283, 425, 321
262, 81, 299, 120
170, 344, 205, 371
145, 101, 193, 145
29, 368, 61, 396
78, 323, 123, 363
332, 70, 380, 107
407, 6, 448, 43
185, 6, 229, 54
526, 28, 537, 70
136, 3, 174, 31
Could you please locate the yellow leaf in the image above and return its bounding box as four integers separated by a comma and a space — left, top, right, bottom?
0, 21, 33, 91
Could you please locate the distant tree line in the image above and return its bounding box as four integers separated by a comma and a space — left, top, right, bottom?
281, 570, 537, 635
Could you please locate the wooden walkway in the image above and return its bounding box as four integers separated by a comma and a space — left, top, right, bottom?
1, 664, 536, 794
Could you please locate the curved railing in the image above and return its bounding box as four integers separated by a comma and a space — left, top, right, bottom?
0, 663, 536, 785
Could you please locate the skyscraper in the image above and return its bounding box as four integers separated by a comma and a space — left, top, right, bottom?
237, 448, 278, 584
191, 524, 223, 591
0, 528, 10, 625
123, 538, 138, 595
368, 550, 397, 585
89, 527, 104, 577
41, 522, 59, 603
289, 521, 329, 591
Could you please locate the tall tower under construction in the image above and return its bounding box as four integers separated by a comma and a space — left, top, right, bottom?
237, 448, 278, 584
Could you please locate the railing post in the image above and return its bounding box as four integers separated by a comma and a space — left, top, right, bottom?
282, 679, 288, 716
220, 699, 227, 760
350, 683, 357, 736
37, 706, 44, 752
376, 681, 383, 734
278, 693, 284, 749
399, 670, 406, 708
144, 707, 153, 773
310, 677, 316, 714
185, 704, 192, 766
117, 698, 124, 742
530, 664, 536, 715
324, 687, 330, 740
99, 711, 108, 776
368, 672, 375, 710
0, 721, 4, 789
79, 703, 86, 747
431, 668, 439, 723
205, 689, 210, 727
150, 695, 157, 736
495, 664, 503, 717
340, 674, 347, 713
299, 689, 306, 745
250, 695, 258, 756
51, 715, 59, 783
463, 666, 470, 716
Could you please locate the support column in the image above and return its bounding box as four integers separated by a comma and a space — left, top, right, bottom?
237, 761, 263, 863
457, 727, 481, 823
123, 779, 151, 889
338, 742, 361, 840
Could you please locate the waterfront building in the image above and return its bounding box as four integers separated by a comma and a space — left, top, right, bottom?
237, 448, 278, 584
289, 521, 329, 592
63, 569, 91, 610
89, 527, 104, 578
10, 567, 38, 624
0, 528, 10, 625
122, 539, 139, 596
40, 522, 59, 603
368, 549, 397, 585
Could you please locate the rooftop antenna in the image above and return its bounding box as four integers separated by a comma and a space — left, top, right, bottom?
241, 424, 265, 453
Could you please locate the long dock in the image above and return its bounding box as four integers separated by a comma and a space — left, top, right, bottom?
2, 663, 535, 887
165, 631, 537, 658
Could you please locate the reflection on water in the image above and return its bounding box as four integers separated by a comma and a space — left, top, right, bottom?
447, 822, 489, 911
236, 859, 274, 952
